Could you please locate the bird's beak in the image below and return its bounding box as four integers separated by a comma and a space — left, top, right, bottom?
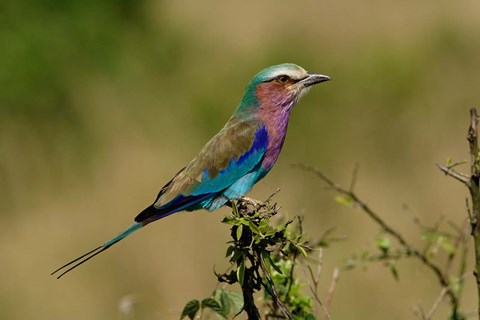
300, 73, 331, 87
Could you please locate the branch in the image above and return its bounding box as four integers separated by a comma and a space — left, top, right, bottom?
324, 267, 339, 319
467, 108, 480, 235
437, 164, 469, 185
468, 108, 479, 178
304, 249, 332, 320
258, 254, 293, 320
437, 108, 480, 319
425, 272, 469, 320
466, 108, 480, 319
240, 268, 261, 320
425, 287, 448, 320
295, 163, 460, 312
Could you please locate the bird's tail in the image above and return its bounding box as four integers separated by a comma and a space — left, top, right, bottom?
51, 222, 142, 279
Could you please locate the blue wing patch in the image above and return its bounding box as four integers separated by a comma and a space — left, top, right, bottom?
191, 126, 268, 195
135, 125, 269, 223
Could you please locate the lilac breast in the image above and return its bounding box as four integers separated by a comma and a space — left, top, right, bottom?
258, 102, 294, 170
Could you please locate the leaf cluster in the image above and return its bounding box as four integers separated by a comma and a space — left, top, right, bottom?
344, 235, 404, 281
181, 289, 243, 320
181, 198, 322, 319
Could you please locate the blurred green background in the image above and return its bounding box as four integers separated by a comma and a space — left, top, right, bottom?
1, 0, 480, 319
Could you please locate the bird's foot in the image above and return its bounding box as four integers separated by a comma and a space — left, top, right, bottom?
239, 196, 262, 208
236, 197, 264, 217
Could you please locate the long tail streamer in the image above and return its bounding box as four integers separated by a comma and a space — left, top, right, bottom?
51, 222, 142, 279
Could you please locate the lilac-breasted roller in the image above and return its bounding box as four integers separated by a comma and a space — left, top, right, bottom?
52, 63, 331, 278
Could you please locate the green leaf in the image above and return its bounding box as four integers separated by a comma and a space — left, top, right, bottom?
262, 251, 282, 274
259, 219, 270, 233
231, 201, 239, 216
305, 314, 316, 320
237, 256, 245, 285
230, 249, 243, 264
248, 220, 261, 235
226, 291, 244, 314
223, 214, 243, 225
201, 298, 224, 315
420, 229, 437, 241
389, 263, 399, 281
452, 277, 462, 296
180, 299, 200, 320
225, 245, 234, 258
220, 290, 231, 316
236, 224, 243, 241
440, 241, 456, 254
221, 215, 234, 224
376, 237, 391, 253
296, 244, 308, 257
334, 195, 354, 207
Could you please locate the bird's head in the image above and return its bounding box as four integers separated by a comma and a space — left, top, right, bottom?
238, 63, 331, 114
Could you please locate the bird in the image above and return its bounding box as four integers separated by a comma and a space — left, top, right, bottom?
51, 63, 331, 279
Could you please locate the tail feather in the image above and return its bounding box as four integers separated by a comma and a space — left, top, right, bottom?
51, 222, 142, 279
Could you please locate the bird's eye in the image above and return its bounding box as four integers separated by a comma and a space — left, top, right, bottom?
277, 75, 290, 83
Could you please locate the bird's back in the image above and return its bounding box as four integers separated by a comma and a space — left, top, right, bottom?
135, 115, 268, 223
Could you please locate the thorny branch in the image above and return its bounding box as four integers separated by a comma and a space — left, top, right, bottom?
437, 164, 469, 185
294, 163, 460, 315
304, 249, 333, 320
439, 108, 480, 319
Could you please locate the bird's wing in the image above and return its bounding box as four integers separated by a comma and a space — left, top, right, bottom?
135, 119, 268, 222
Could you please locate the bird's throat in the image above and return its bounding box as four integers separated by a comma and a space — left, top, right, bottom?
258, 104, 293, 170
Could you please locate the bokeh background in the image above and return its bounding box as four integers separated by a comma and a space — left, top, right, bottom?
1, 0, 480, 319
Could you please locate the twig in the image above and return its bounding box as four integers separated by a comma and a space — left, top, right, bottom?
295, 163, 460, 312
307, 277, 331, 320
258, 254, 293, 320
425, 287, 448, 319
421, 215, 445, 258
324, 267, 339, 319
304, 249, 332, 320
285, 252, 297, 301
444, 220, 468, 277
466, 198, 474, 227
264, 189, 281, 203
411, 304, 427, 320
317, 248, 324, 284
437, 164, 469, 185
457, 222, 470, 303
349, 163, 360, 192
